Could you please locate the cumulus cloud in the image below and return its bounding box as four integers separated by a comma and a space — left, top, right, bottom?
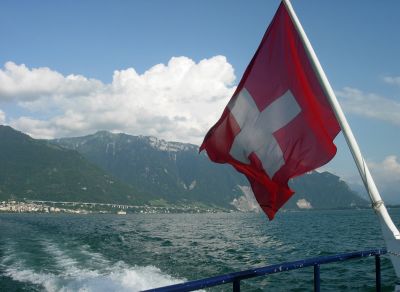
0, 109, 5, 124
337, 87, 400, 126
368, 156, 400, 203
0, 61, 102, 103
339, 156, 400, 204
384, 76, 400, 87
369, 156, 400, 183
0, 57, 236, 144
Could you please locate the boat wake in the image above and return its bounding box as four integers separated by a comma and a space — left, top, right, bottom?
0, 240, 185, 291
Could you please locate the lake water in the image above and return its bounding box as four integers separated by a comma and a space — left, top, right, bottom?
1, 209, 399, 291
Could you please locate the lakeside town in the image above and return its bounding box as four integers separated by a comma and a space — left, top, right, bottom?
0, 199, 226, 215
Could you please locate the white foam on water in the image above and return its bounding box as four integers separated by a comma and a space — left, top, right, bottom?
59, 264, 185, 292
79, 244, 111, 267
0, 243, 58, 291
4, 266, 59, 291
1, 241, 186, 292
4, 262, 185, 292
44, 241, 81, 276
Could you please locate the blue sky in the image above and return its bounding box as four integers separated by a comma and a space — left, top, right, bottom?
1, 0, 400, 202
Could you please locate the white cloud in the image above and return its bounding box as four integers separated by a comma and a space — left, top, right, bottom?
0, 57, 236, 144
0, 61, 102, 103
0, 109, 5, 124
337, 87, 400, 126
384, 76, 400, 87
335, 156, 400, 204
368, 155, 400, 204
369, 155, 400, 184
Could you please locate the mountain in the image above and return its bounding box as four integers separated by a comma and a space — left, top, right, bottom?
0, 125, 368, 210
52, 130, 369, 210
0, 126, 145, 204
286, 171, 367, 209
52, 131, 247, 207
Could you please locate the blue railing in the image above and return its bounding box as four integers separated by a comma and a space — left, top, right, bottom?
143, 248, 387, 292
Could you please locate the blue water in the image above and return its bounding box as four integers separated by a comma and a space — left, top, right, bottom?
0, 209, 399, 291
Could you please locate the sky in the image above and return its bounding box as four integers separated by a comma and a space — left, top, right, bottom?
0, 0, 400, 202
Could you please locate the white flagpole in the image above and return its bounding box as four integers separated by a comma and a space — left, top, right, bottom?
282, 0, 400, 279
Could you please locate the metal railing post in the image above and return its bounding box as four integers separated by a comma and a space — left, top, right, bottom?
143, 249, 387, 292
233, 279, 240, 292
314, 264, 320, 292
375, 255, 381, 292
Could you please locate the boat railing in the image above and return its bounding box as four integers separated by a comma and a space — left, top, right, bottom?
142, 248, 387, 292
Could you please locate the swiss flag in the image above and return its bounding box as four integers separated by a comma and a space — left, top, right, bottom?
200, 2, 340, 220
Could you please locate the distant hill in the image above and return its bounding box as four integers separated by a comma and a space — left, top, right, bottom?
0, 126, 146, 204
0, 125, 368, 211
52, 131, 247, 207
287, 171, 368, 209
52, 130, 369, 210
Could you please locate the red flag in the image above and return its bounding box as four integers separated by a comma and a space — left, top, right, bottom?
200, 3, 340, 220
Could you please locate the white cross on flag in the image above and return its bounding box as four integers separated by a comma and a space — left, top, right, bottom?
200, 2, 340, 220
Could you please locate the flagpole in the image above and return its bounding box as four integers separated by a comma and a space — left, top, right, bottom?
282, 0, 400, 278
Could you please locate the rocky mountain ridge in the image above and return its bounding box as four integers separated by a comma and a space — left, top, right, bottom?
53, 130, 368, 210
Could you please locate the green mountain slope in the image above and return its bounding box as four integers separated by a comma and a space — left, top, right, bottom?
286, 171, 368, 209
53, 131, 247, 207
53, 131, 368, 210
0, 126, 145, 204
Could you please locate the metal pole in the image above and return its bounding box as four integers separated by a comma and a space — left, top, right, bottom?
314, 264, 321, 292
282, 0, 400, 276
282, 0, 399, 239
376, 255, 381, 292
